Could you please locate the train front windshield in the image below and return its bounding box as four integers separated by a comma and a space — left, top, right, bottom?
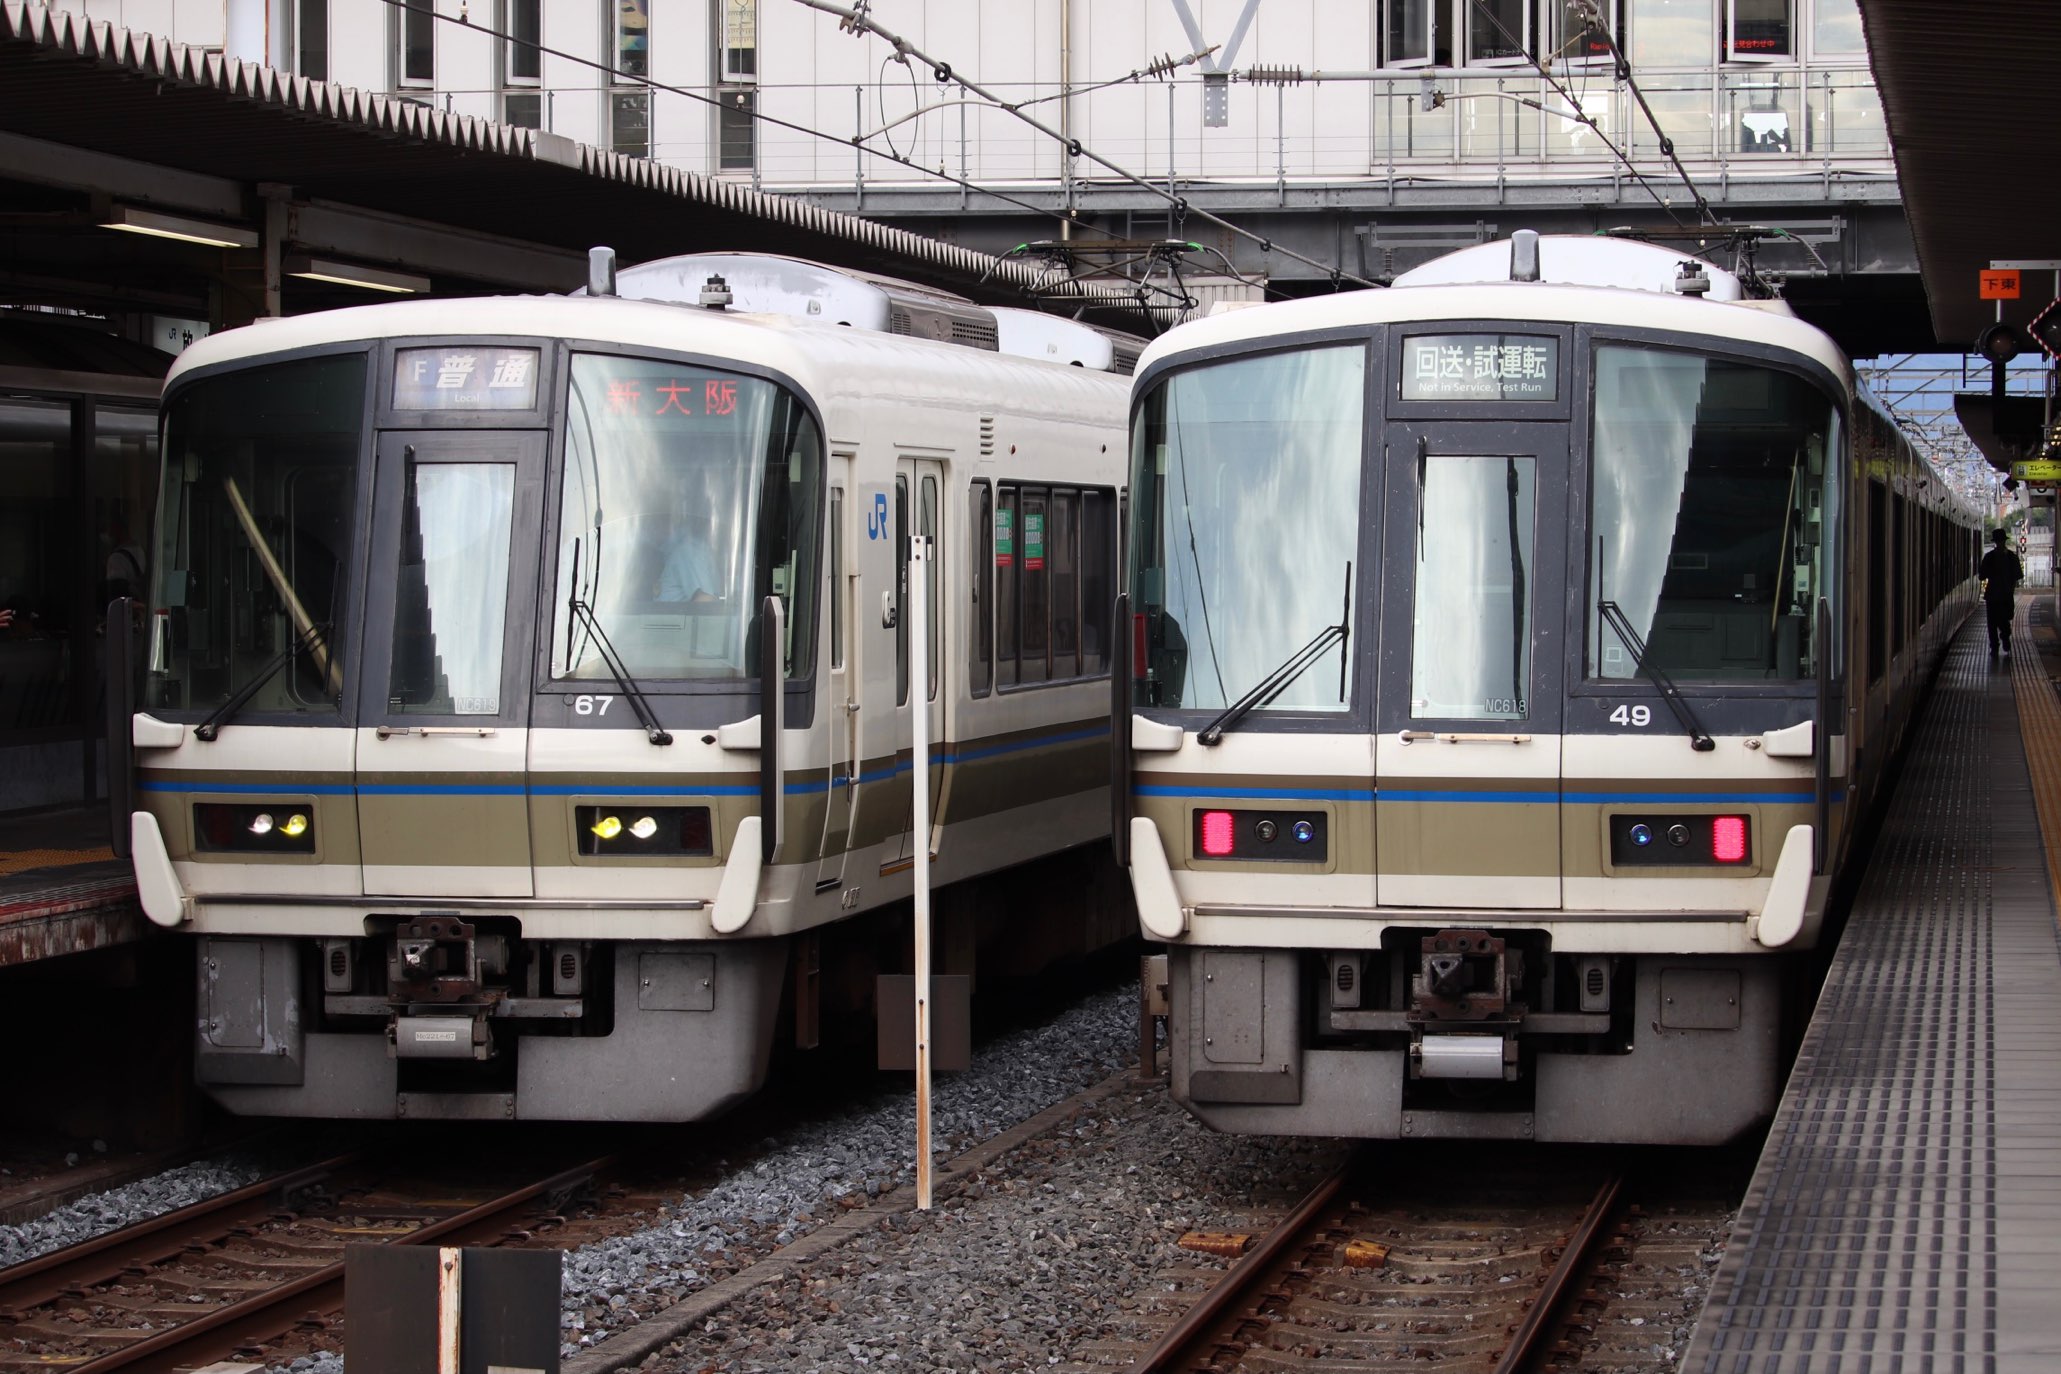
1128, 345, 1366, 712
151, 354, 366, 715
1589, 346, 1838, 682
553, 355, 822, 684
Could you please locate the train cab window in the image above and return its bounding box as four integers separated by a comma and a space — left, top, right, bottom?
1411, 456, 1536, 720
388, 462, 516, 715
1588, 346, 1836, 683
553, 354, 821, 685
150, 353, 368, 716
969, 481, 993, 697
1127, 343, 1365, 712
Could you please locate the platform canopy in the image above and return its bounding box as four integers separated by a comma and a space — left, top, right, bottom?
1861, 0, 2061, 352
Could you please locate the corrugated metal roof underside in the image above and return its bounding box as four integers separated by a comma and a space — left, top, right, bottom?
0, 1, 1123, 314
1861, 0, 2061, 348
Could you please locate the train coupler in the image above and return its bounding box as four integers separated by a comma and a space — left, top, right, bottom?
1410, 929, 1527, 1022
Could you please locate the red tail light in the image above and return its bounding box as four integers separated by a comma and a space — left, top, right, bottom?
1199, 810, 1236, 856
1711, 815, 1747, 863
1133, 613, 1148, 679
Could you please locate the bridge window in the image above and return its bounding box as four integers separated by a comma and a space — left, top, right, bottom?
612, 0, 650, 157
396, 0, 433, 87
1725, 0, 1793, 62
718, 0, 756, 171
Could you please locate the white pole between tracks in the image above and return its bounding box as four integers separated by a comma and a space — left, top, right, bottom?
910, 533, 934, 1211
436, 1246, 462, 1374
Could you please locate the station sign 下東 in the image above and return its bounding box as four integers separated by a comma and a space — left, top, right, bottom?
1980, 269, 2021, 300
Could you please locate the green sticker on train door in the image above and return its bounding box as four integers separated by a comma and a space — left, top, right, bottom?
995, 509, 1014, 567
1024, 512, 1045, 570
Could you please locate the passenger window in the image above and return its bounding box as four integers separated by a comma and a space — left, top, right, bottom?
1020, 488, 1049, 683
1081, 490, 1112, 676
1051, 489, 1080, 678
969, 481, 992, 697
997, 486, 1019, 688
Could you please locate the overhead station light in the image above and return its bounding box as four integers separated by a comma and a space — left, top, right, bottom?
284, 255, 430, 295
101, 205, 258, 249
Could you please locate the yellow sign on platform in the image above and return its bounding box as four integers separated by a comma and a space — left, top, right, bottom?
2011, 460, 2061, 482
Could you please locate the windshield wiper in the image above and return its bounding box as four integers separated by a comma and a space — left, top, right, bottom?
193, 621, 330, 742
565, 540, 672, 746
1198, 563, 1351, 747
1597, 600, 1714, 751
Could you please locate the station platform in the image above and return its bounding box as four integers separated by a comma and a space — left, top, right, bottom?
1684, 601, 2061, 1373
0, 806, 145, 967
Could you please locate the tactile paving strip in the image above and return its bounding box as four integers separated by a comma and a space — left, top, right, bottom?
1684, 620, 2061, 1374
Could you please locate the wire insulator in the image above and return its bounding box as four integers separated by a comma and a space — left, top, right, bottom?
1245, 65, 1305, 87
1144, 52, 1181, 80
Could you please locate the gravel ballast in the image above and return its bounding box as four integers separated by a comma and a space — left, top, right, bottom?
0, 1155, 273, 1269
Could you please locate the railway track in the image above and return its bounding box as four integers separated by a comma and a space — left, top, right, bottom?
0, 1147, 622, 1373
1129, 1151, 1626, 1374
1040, 1141, 1744, 1374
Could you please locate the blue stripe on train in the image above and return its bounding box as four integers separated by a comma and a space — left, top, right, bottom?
135, 723, 1107, 799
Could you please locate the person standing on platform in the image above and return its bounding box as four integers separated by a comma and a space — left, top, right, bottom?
1980, 527, 2025, 657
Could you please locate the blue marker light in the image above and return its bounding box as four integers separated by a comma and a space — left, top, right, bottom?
1629, 823, 1654, 847
1292, 820, 1315, 844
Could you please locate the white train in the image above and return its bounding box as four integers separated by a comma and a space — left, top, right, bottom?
125, 253, 1135, 1121
1116, 233, 1981, 1144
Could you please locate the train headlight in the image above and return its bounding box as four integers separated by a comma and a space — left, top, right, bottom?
1254, 819, 1278, 843
575, 805, 716, 857
194, 802, 316, 853
1666, 823, 1689, 847
1629, 823, 1653, 848
1291, 820, 1315, 844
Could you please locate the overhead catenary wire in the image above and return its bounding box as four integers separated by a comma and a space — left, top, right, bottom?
370, 0, 1208, 314
1555, 0, 1717, 226
789, 0, 1380, 291
1461, 0, 1707, 228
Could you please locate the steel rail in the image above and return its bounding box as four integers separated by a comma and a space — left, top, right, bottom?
1135, 1152, 1359, 1373
0, 1151, 362, 1315
58, 1154, 615, 1374
1492, 1172, 1625, 1374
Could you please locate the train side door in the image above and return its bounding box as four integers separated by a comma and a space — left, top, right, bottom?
355, 430, 544, 897
844, 472, 911, 869
894, 458, 946, 865
1373, 421, 1568, 908
814, 463, 856, 891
